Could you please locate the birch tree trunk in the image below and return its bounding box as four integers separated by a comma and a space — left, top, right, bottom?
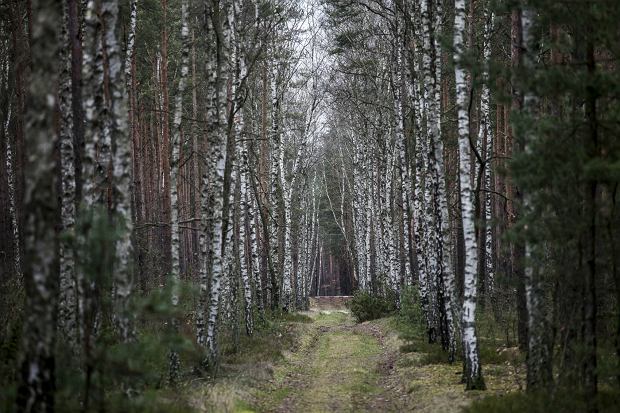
231, 0, 254, 333
394, 57, 413, 293
81, 0, 107, 358
413, 76, 432, 339
82, 0, 105, 209
269, 61, 282, 309
420, 0, 457, 352
281, 166, 293, 310
102, 0, 134, 343
352, 147, 367, 290
58, 0, 78, 350
248, 175, 264, 317
454, 0, 485, 389
204, 0, 233, 369
478, 7, 495, 301
3, 46, 22, 312
239, 144, 254, 335
16, 1, 58, 409
168, 0, 189, 384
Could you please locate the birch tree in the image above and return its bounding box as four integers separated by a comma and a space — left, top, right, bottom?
454, 0, 485, 389
419, 0, 457, 357
478, 5, 494, 301
168, 0, 190, 383
58, 0, 78, 350
16, 0, 58, 409
103, 0, 134, 343
231, 0, 254, 334
204, 0, 233, 369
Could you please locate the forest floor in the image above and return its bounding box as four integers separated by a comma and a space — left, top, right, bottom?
185, 298, 524, 413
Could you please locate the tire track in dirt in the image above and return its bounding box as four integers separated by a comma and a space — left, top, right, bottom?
261, 304, 403, 412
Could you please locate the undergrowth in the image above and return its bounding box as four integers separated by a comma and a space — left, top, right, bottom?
465, 389, 620, 413
348, 289, 398, 322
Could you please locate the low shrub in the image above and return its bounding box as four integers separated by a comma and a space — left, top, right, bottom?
348, 290, 397, 322
465, 389, 620, 413
399, 285, 425, 328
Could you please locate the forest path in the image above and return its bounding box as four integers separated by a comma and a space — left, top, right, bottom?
257, 297, 405, 412
190, 297, 522, 412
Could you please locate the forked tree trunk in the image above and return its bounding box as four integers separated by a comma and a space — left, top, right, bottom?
204, 0, 233, 370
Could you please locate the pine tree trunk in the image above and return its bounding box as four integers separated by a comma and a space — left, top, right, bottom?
510, 8, 529, 353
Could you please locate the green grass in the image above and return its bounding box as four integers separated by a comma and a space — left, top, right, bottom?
220, 322, 295, 366
391, 305, 525, 367
313, 310, 351, 326
187, 312, 310, 412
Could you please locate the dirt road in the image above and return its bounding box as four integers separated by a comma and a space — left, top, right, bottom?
257, 297, 405, 412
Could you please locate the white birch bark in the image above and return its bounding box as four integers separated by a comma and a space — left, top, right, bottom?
455, 0, 484, 389
413, 76, 432, 338
296, 195, 307, 307
420, 0, 440, 342
231, 0, 254, 333
395, 73, 413, 290
364, 158, 372, 291
81, 0, 107, 346
281, 166, 293, 310
4, 100, 20, 292
479, 9, 495, 296
418, 0, 457, 358
223, 153, 238, 325
371, 155, 381, 293
82, 0, 104, 208
385, 149, 399, 294
58, 1, 78, 349
168, 0, 189, 383
392, 32, 412, 296
5, 112, 21, 286
269, 60, 282, 307
125, 0, 138, 85
196, 46, 213, 348
239, 157, 254, 334
281, 136, 307, 310
317, 242, 323, 296
100, 0, 134, 343
352, 144, 369, 290
306, 174, 319, 300
248, 177, 264, 317
204, 0, 233, 369
18, 4, 60, 408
